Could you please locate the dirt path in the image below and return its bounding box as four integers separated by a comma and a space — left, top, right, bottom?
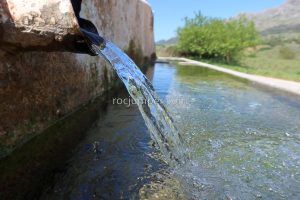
159, 57, 300, 96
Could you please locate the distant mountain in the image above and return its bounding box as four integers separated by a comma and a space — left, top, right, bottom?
242, 0, 300, 37
156, 37, 178, 46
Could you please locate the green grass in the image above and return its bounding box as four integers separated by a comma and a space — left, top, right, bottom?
156, 42, 300, 82
207, 43, 300, 82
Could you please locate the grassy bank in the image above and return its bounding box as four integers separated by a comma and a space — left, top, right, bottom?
210, 43, 300, 82
157, 43, 300, 82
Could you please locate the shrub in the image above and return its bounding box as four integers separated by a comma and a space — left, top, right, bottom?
265, 36, 284, 47
247, 53, 257, 58
294, 37, 300, 45
279, 47, 296, 60
177, 12, 260, 63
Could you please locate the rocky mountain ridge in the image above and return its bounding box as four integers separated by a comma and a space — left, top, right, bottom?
242, 0, 300, 37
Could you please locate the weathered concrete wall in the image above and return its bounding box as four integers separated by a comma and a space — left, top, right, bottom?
0, 0, 155, 157
80, 0, 155, 57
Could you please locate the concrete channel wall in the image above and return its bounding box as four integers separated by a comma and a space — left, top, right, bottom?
0, 0, 155, 199
0, 0, 155, 156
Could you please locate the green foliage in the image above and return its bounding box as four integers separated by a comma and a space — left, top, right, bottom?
291, 38, 300, 45
213, 43, 300, 82
264, 36, 284, 47
247, 53, 257, 58
177, 12, 260, 63
279, 46, 296, 60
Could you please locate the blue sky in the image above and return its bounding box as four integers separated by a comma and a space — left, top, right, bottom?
147, 0, 285, 41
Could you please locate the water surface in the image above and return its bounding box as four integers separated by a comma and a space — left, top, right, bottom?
42, 63, 300, 200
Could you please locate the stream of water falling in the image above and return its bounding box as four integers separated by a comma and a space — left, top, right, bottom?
81, 30, 187, 165
79, 31, 270, 199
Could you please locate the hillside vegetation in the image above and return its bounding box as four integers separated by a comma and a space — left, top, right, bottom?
176, 13, 260, 63
212, 44, 300, 82
156, 1, 300, 82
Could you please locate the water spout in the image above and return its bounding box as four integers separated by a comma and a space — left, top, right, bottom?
80, 29, 187, 164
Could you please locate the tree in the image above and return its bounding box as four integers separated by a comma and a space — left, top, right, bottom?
177, 12, 260, 63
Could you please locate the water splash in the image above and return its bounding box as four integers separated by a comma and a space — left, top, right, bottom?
82, 30, 186, 164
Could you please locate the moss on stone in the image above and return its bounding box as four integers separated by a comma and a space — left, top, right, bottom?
125, 39, 145, 67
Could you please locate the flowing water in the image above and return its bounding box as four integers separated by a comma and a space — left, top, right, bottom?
84, 33, 187, 165
42, 36, 300, 199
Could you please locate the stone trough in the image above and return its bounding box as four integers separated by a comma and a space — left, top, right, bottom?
0, 1, 155, 198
